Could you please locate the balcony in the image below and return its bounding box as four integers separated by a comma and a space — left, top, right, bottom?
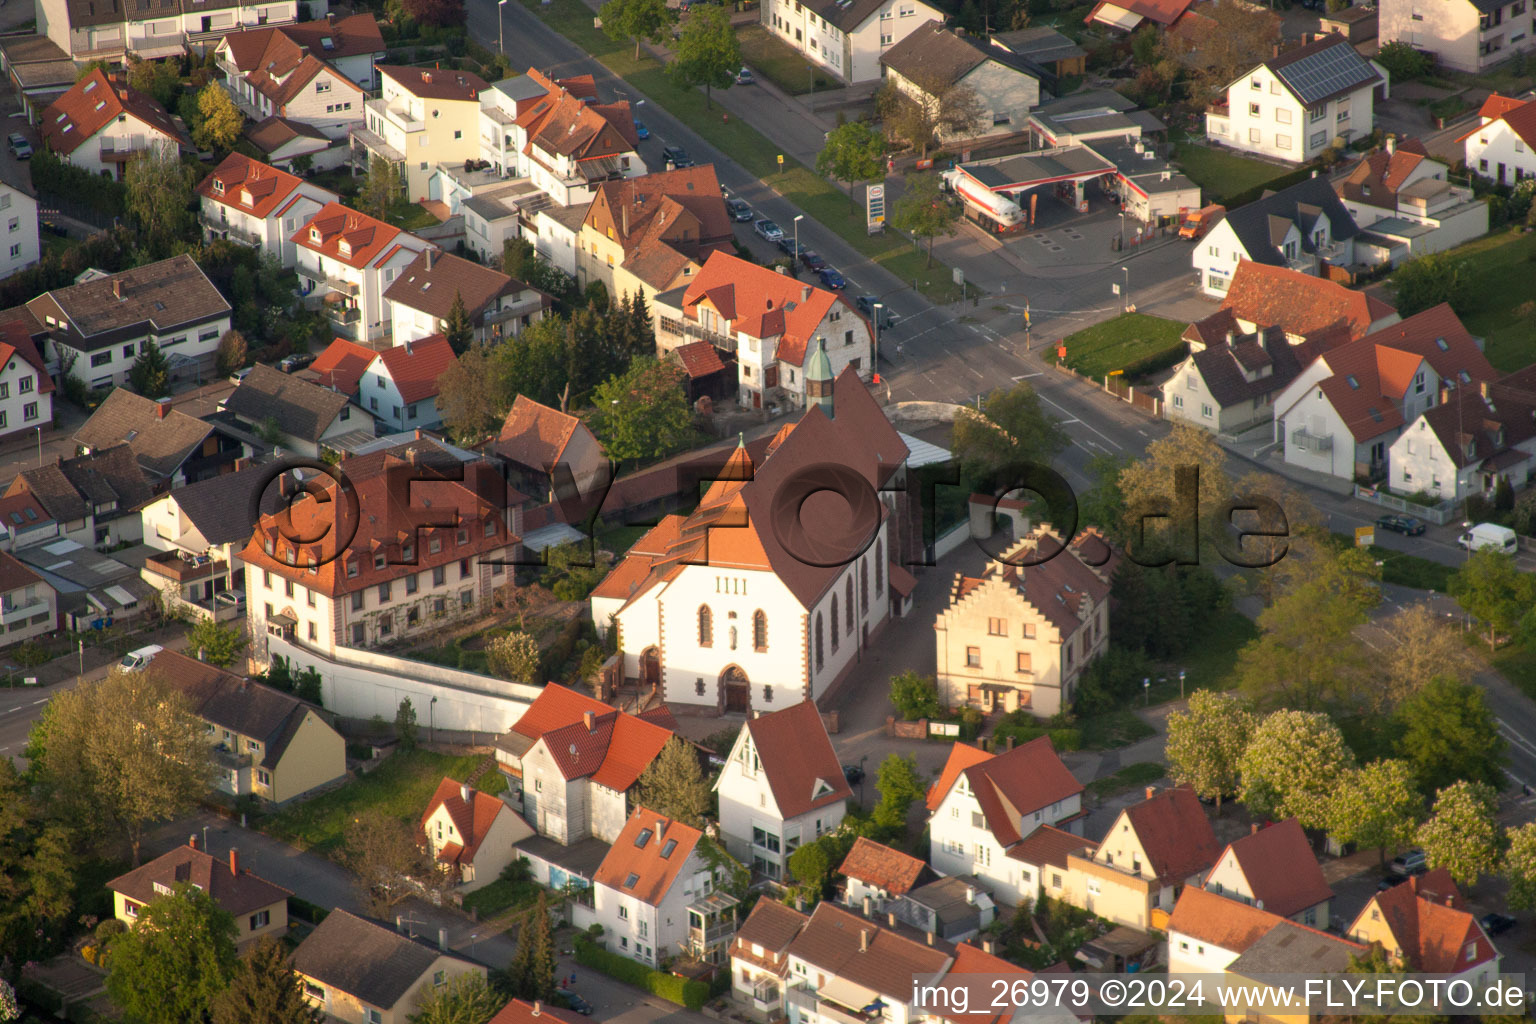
666, 319, 737, 353
199, 212, 264, 247
687, 891, 739, 954
329, 305, 362, 325
1290, 427, 1333, 452
1, 598, 48, 625
366, 99, 423, 135
211, 743, 255, 771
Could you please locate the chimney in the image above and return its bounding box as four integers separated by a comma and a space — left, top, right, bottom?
926, 931, 935, 946
460, 782, 472, 804
188, 834, 198, 849
965, 886, 976, 905
1441, 387, 1449, 405
405, 339, 414, 356
655, 818, 666, 838
887, 911, 897, 928
229, 848, 239, 874
198, 649, 206, 663
584, 710, 596, 732
1224, 330, 1235, 347
426, 249, 434, 271
1311, 169, 1318, 178
415, 429, 424, 440
859, 929, 869, 952
796, 897, 806, 911
802, 286, 811, 302
1481, 380, 1489, 399
982, 939, 995, 955
112, 279, 123, 300
1145, 786, 1157, 801
233, 457, 251, 472
1251, 823, 1261, 835
532, 1004, 542, 1017
1385, 134, 1396, 156
438, 928, 448, 951
862, 895, 872, 918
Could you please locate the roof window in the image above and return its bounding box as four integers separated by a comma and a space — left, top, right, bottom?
624, 872, 640, 889
1345, 374, 1359, 389
636, 828, 653, 848
661, 839, 677, 858
1435, 337, 1449, 350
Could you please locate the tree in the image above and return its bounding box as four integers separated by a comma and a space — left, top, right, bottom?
129, 341, 172, 398
872, 754, 925, 835
889, 670, 942, 721
590, 358, 695, 462
188, 616, 250, 668
1231, 471, 1325, 606
438, 346, 508, 442
215, 329, 249, 378
1238, 709, 1355, 828
601, 0, 675, 59
635, 737, 711, 827
443, 291, 475, 355
1375, 40, 1433, 82
485, 631, 541, 682
1503, 822, 1536, 911
1391, 252, 1473, 317
816, 121, 886, 210
0, 979, 16, 1024
126, 56, 180, 108
343, 810, 444, 916
505, 893, 557, 1000
1393, 676, 1507, 794
1449, 547, 1536, 648
891, 173, 960, 268
395, 697, 419, 750
1376, 604, 1476, 706
30, 669, 212, 864
668, 4, 739, 109
877, 76, 986, 157
1116, 423, 1233, 562
211, 937, 324, 1024
409, 973, 502, 1024
196, 82, 245, 151
1167, 0, 1280, 101
359, 155, 402, 219
1416, 781, 1501, 887
952, 380, 1069, 483
403, 0, 466, 26
1165, 690, 1256, 812
106, 883, 239, 1024
125, 142, 195, 255
788, 840, 832, 896
1325, 760, 1423, 864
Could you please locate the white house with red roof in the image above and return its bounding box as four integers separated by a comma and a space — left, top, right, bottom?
291, 201, 431, 342
492, 68, 644, 206
215, 15, 382, 133
936, 942, 1080, 1024
926, 738, 1084, 906
196, 153, 339, 267
420, 776, 533, 892
730, 898, 807, 1021
1203, 818, 1335, 928
589, 807, 734, 966
782, 901, 954, 1024
1462, 94, 1536, 186
592, 368, 908, 714
1272, 303, 1496, 481
1167, 885, 1298, 974
39, 68, 189, 179
0, 320, 54, 443
655, 251, 873, 410
352, 334, 455, 433
714, 700, 852, 881
1345, 868, 1500, 984
839, 836, 933, 913
1388, 364, 1536, 501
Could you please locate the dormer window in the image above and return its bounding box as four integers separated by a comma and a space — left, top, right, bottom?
240, 188, 254, 206
339, 240, 352, 257
310, 228, 321, 242
213, 180, 225, 194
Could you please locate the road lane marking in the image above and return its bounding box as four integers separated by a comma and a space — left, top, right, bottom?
1036, 393, 1125, 450
31, 697, 46, 705
1012, 373, 1041, 381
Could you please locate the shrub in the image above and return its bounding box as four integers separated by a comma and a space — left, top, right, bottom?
1048, 728, 1083, 751
289, 897, 330, 925
1376, 41, 1433, 82
95, 918, 128, 946
890, 670, 942, 721
573, 937, 709, 1010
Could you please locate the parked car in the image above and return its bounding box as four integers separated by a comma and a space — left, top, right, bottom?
725, 198, 753, 222
842, 764, 865, 784
1480, 912, 1517, 936
633, 120, 650, 140
214, 592, 246, 612
1459, 522, 1518, 554
735, 66, 755, 85
754, 219, 784, 242
778, 237, 805, 257
1374, 513, 1426, 536
279, 352, 316, 373
1390, 849, 1428, 876
119, 645, 164, 673
817, 267, 847, 290
800, 249, 827, 272
564, 994, 594, 1016
7, 134, 32, 160
661, 145, 693, 168
1377, 874, 1409, 892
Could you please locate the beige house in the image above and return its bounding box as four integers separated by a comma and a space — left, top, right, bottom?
492, 395, 610, 508
356, 65, 488, 200
420, 777, 534, 892
1203, 818, 1334, 929
109, 841, 289, 948
147, 649, 346, 804
293, 910, 486, 1024
1380, 0, 1534, 73
934, 525, 1117, 718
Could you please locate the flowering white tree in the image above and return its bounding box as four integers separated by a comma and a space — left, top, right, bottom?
1325, 759, 1423, 864
1166, 690, 1256, 812
0, 978, 19, 1023
1504, 822, 1536, 910
1238, 709, 1354, 828
1417, 781, 1501, 887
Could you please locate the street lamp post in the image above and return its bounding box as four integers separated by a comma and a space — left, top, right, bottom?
77, 639, 83, 678
1122, 266, 1130, 312
1118, 211, 1125, 248
1142, 677, 1150, 706
1179, 669, 1186, 701
873, 302, 883, 371
498, 0, 508, 54
793, 214, 803, 261
430, 696, 438, 743
34, 426, 41, 468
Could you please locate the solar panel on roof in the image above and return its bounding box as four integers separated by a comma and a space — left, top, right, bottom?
1276, 43, 1374, 105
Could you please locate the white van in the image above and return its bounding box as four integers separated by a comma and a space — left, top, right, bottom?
1458, 522, 1518, 555
119, 645, 164, 672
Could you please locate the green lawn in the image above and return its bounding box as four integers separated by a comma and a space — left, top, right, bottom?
1172, 141, 1296, 205
1366, 544, 1454, 592
264, 750, 485, 856
1050, 312, 1187, 379
1145, 607, 1257, 704
1077, 708, 1157, 750
386, 200, 442, 231
1493, 640, 1536, 702
1087, 761, 1166, 800
521, 0, 971, 304
1394, 228, 1536, 373
461, 873, 541, 917
737, 24, 836, 95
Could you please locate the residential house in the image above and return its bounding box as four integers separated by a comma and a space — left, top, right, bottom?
28, 254, 232, 390
221, 363, 365, 457
888, 876, 995, 943
839, 836, 933, 914
1192, 176, 1363, 296
1273, 303, 1497, 481
759, 0, 946, 84
1167, 885, 1287, 974
1204, 34, 1384, 164
714, 699, 852, 881
931, 942, 1079, 1024
292, 910, 487, 1024
1339, 138, 1488, 266
670, 341, 734, 406
989, 27, 1087, 77
108, 841, 290, 948
305, 336, 376, 399
1060, 786, 1221, 931
488, 1000, 590, 1024
594, 369, 908, 712
139, 467, 271, 617
781, 902, 953, 1024
421, 777, 535, 892
0, 35, 78, 125
1204, 819, 1334, 928
880, 21, 1043, 141
36, 0, 306, 63
214, 15, 384, 95
477, 72, 550, 177
1380, 0, 1535, 73
730, 898, 808, 1022
1461, 93, 1536, 185
1344, 869, 1500, 984
195, 153, 340, 267
348, 334, 456, 433
934, 524, 1116, 718
1085, 0, 1195, 33
0, 319, 53, 441
74, 389, 245, 489
385, 250, 549, 347
590, 807, 737, 967
0, 550, 57, 646
1388, 365, 1536, 500
1223, 921, 1366, 1016
355, 65, 490, 200
492, 395, 610, 505
655, 251, 873, 410
1003, 824, 1094, 907
577, 166, 733, 304
39, 68, 189, 179
527, 203, 590, 278
0, 164, 40, 282
1191, 261, 1399, 341
291, 202, 431, 342
507, 75, 642, 207
147, 648, 347, 802
240, 437, 519, 659
927, 737, 1085, 908
6, 444, 153, 547
243, 115, 337, 171
11, 535, 154, 627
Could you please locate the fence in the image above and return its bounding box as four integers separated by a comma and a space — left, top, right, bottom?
1051, 361, 1164, 418
1352, 484, 1460, 526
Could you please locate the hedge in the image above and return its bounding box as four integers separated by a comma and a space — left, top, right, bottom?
289, 896, 330, 925
573, 936, 709, 1010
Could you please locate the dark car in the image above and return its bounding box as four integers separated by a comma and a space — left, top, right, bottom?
1375, 513, 1426, 536
818, 267, 847, 290
777, 235, 805, 256
725, 197, 753, 222
800, 249, 827, 272
842, 764, 865, 785
661, 145, 693, 168
278, 352, 316, 373
1480, 912, 1517, 936
564, 994, 594, 1016
1377, 874, 1409, 892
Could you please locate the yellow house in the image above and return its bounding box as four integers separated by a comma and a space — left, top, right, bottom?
108, 841, 290, 948
420, 777, 535, 892
1203, 818, 1334, 929
360, 65, 489, 200
292, 909, 487, 1024
147, 649, 347, 804
1344, 868, 1500, 984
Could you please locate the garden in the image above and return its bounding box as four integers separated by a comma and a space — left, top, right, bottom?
1048, 312, 1188, 381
